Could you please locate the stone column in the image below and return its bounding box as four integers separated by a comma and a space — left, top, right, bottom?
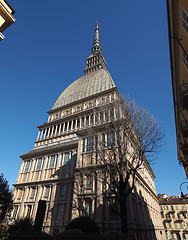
71, 120, 74, 130
75, 119, 78, 129
103, 111, 106, 122
37, 131, 40, 140
89, 115, 91, 125
40, 130, 44, 140
114, 108, 116, 119
47, 127, 51, 137
62, 123, 65, 132
98, 112, 100, 123
54, 125, 58, 135
109, 94, 112, 102
44, 128, 47, 139
80, 117, 82, 128
59, 124, 62, 134
85, 138, 87, 153
51, 126, 55, 136
84, 115, 87, 127
108, 109, 111, 122
119, 107, 122, 118
67, 121, 70, 131
93, 113, 96, 125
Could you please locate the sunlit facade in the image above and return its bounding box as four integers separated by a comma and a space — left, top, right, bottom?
167, 0, 188, 177
158, 194, 188, 240
12, 22, 164, 239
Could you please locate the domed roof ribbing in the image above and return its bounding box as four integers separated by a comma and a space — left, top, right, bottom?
52, 68, 116, 109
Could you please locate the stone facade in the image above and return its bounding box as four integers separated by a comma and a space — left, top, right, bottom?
158, 194, 188, 240
12, 22, 165, 239
167, 0, 188, 176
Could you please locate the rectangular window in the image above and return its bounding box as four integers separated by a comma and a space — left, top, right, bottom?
30, 188, 35, 199
87, 137, 93, 151
95, 135, 98, 149
61, 152, 71, 166
85, 200, 92, 217
47, 155, 56, 168
56, 204, 63, 221
60, 185, 65, 198
102, 134, 105, 148
107, 133, 110, 147
107, 132, 115, 147
183, 7, 188, 35
22, 160, 32, 173
17, 189, 22, 199
110, 199, 119, 218
86, 176, 92, 189
82, 138, 85, 152
35, 158, 43, 171
183, 51, 188, 71
26, 205, 32, 218
44, 186, 50, 198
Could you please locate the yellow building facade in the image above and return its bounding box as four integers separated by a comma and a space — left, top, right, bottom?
167, 0, 188, 176
158, 194, 188, 240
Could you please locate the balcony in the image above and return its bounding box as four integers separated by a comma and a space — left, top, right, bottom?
175, 218, 183, 222
178, 206, 187, 213
166, 208, 175, 214
180, 83, 188, 109
164, 216, 172, 222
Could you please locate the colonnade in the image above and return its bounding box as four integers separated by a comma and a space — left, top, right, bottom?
37, 107, 122, 141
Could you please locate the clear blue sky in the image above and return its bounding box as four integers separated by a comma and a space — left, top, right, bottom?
1, 0, 187, 196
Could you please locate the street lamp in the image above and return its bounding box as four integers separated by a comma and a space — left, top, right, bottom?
180, 182, 188, 198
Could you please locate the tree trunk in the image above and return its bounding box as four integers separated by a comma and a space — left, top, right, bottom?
120, 196, 127, 234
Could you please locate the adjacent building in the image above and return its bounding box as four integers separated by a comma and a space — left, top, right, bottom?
167, 0, 188, 177
0, 0, 15, 41
158, 194, 188, 240
12, 22, 165, 239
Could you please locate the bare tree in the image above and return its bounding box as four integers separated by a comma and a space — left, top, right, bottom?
72, 96, 164, 234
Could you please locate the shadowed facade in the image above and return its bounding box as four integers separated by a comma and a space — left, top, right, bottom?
12, 22, 164, 239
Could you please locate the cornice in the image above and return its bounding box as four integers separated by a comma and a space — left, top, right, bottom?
20, 138, 78, 160
13, 176, 74, 188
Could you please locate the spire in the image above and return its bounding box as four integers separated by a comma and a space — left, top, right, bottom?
84, 21, 106, 75
92, 21, 101, 53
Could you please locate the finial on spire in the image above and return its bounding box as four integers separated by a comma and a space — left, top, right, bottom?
84, 21, 106, 75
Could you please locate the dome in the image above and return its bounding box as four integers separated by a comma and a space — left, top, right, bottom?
52, 68, 116, 110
